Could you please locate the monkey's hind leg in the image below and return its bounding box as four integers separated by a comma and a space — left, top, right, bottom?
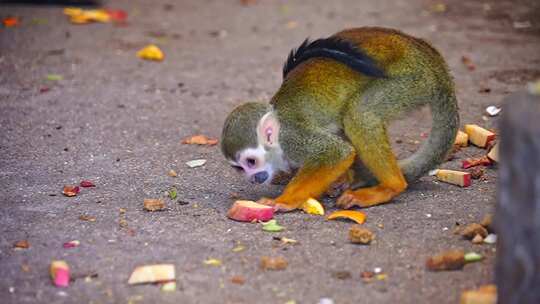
337, 110, 407, 209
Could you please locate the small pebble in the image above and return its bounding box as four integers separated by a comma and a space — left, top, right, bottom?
318, 298, 334, 304
374, 267, 382, 274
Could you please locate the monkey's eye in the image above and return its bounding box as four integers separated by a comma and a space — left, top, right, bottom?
246, 158, 257, 168
231, 165, 244, 172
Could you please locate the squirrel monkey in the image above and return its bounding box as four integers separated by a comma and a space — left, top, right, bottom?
221, 27, 459, 211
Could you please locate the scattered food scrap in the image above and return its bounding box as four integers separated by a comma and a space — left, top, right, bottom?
349, 225, 374, 244
461, 56, 476, 71
63, 240, 80, 249
203, 258, 222, 266
160, 281, 176, 292
261, 219, 284, 232
461, 223, 488, 239
469, 167, 485, 180
485, 106, 501, 117
360, 271, 375, 283
80, 180, 95, 187
302, 198, 325, 215
230, 275, 246, 285
260, 256, 288, 270
127, 264, 175, 285
13, 240, 30, 249
143, 199, 166, 212
274, 236, 298, 245
186, 159, 206, 168
454, 130, 469, 147
426, 249, 465, 271
460, 284, 497, 304
472, 234, 484, 244
182, 135, 218, 146
136, 44, 164, 61
3, 16, 20, 27
227, 200, 274, 222
78, 214, 96, 222
487, 143, 498, 163
464, 125, 496, 148
435, 169, 471, 187
464, 252, 483, 263
46, 74, 63, 81
462, 156, 492, 169
332, 271, 352, 280
63, 7, 110, 24
483, 234, 497, 244
105, 9, 128, 23
168, 169, 178, 177
169, 187, 177, 200
327, 210, 366, 224
50, 260, 70, 287
62, 185, 80, 197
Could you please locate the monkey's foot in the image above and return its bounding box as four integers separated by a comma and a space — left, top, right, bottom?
336, 186, 399, 209
257, 197, 297, 212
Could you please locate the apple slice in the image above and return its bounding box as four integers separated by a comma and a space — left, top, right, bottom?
227, 200, 274, 222
454, 130, 469, 147
487, 142, 498, 163
436, 169, 471, 187
128, 264, 175, 285
302, 198, 325, 215
464, 124, 496, 148
50, 260, 70, 287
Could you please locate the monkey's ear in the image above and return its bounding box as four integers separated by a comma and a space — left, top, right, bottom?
257, 112, 280, 148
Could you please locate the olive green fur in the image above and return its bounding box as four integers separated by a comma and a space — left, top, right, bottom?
222, 27, 459, 186
221, 102, 270, 161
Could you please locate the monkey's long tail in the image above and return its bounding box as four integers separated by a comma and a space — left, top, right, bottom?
399, 89, 459, 183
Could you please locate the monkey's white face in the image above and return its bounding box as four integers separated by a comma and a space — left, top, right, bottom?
229, 112, 289, 184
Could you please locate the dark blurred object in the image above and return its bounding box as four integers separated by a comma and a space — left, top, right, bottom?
1, 0, 101, 6
496, 90, 540, 304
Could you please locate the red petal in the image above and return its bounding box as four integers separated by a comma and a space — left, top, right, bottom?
80, 180, 95, 187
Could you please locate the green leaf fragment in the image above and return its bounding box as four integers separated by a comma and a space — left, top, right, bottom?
262, 219, 284, 232
464, 252, 483, 263
46, 74, 63, 81
169, 187, 177, 200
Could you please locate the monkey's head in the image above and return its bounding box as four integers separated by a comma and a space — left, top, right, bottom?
221, 102, 289, 184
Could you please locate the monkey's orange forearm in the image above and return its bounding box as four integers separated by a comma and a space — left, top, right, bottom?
275, 152, 356, 209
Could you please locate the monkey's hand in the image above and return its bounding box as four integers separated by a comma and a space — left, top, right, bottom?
257, 197, 298, 212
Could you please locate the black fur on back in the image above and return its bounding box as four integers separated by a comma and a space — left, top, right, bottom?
282, 37, 385, 79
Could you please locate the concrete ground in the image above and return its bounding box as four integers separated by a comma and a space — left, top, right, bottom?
1, 0, 539, 303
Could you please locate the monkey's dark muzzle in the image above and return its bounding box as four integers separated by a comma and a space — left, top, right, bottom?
253, 171, 269, 184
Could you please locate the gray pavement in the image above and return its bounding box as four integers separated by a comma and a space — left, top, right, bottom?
1, 0, 539, 303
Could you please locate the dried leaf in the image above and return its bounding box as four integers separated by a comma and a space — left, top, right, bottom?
137, 44, 164, 61
426, 249, 465, 271
230, 275, 245, 284
327, 210, 366, 224
182, 135, 218, 146
260, 256, 288, 270
79, 214, 96, 222
62, 185, 80, 197
13, 240, 30, 249
144, 199, 166, 211
64, 7, 110, 24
